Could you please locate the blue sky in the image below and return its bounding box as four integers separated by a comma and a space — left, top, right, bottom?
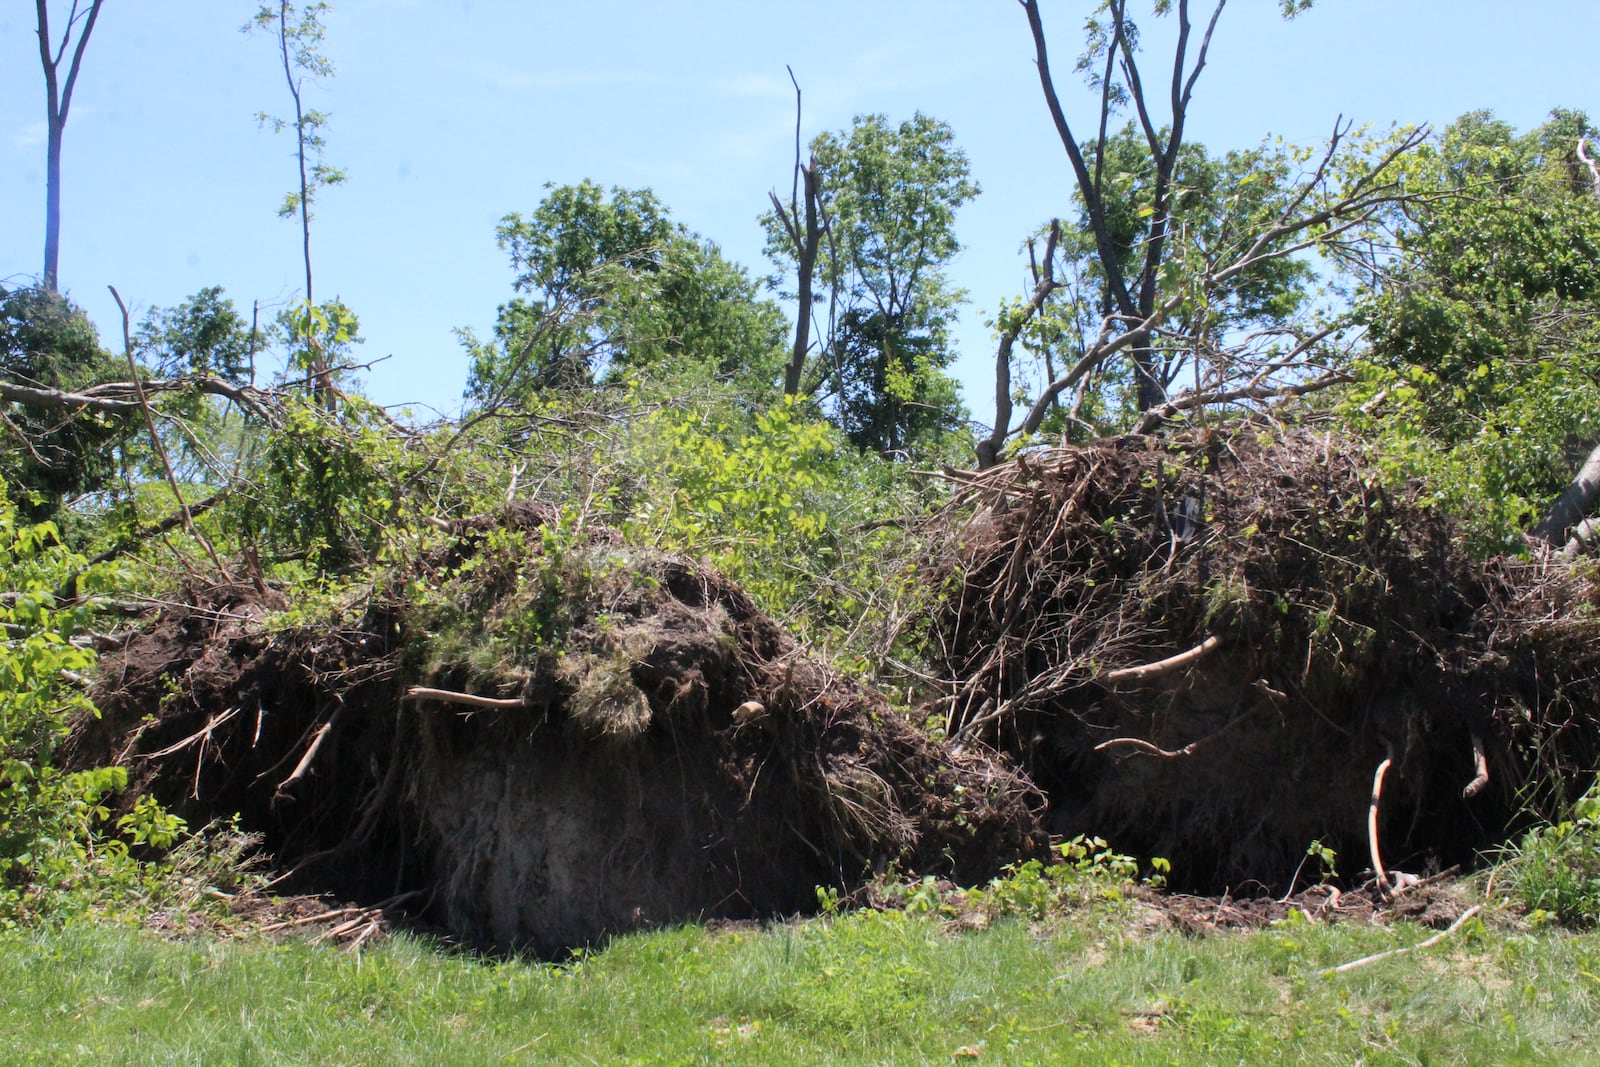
3, 1, 1597, 422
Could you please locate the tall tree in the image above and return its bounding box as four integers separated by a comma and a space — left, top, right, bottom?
33, 0, 106, 293
465, 181, 785, 407
248, 1, 346, 407
763, 113, 979, 458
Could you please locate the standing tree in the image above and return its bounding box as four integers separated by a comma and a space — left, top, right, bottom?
766, 67, 827, 398
248, 1, 346, 408
763, 112, 979, 458
33, 0, 107, 293
464, 181, 785, 408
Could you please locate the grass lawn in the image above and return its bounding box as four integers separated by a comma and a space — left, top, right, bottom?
5, 895, 1600, 1066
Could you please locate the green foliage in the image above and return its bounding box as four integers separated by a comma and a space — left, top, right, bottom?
224, 393, 410, 572
0, 486, 193, 923
763, 113, 977, 458
618, 393, 934, 663
467, 181, 785, 403
0, 285, 127, 521
246, 2, 347, 225
1348, 109, 1600, 551
979, 836, 1168, 920
1507, 781, 1600, 927
133, 286, 255, 383
278, 297, 360, 393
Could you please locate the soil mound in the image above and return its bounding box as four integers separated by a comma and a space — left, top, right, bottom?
927, 431, 1600, 890
73, 507, 1044, 953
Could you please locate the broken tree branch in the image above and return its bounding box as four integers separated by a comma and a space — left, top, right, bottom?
109, 285, 231, 580
1320, 904, 1483, 977
275, 706, 341, 798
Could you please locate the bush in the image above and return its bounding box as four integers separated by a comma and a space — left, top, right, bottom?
1507, 782, 1600, 927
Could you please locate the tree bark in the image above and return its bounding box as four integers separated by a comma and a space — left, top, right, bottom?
1532, 439, 1600, 547
34, 0, 106, 292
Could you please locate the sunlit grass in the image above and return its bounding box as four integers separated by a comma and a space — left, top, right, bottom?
4, 902, 1600, 1065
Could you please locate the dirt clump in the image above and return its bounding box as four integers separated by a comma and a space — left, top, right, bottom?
925, 430, 1600, 891
71, 507, 1045, 954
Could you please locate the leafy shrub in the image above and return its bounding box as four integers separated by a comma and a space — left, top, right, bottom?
1507, 782, 1600, 927
0, 487, 188, 925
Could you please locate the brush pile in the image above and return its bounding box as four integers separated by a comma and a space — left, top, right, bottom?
925, 431, 1600, 889
72, 504, 1044, 953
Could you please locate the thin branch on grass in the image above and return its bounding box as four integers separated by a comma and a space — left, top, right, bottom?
1320, 904, 1483, 977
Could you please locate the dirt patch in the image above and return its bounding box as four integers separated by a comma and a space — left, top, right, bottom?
925, 431, 1600, 891
71, 508, 1045, 954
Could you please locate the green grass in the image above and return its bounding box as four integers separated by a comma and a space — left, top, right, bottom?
4, 903, 1600, 1065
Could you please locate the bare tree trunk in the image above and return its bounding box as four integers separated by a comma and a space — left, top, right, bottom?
34, 0, 106, 293
1532, 439, 1600, 548
771, 67, 825, 398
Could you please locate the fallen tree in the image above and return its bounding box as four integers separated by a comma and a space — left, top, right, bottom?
925, 430, 1600, 890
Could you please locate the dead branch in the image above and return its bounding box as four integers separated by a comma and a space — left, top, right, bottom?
0, 375, 278, 421
1131, 371, 1353, 435
978, 220, 1063, 469
1095, 736, 1197, 759
1099, 634, 1222, 685
1319, 904, 1483, 977
404, 686, 527, 711
1462, 732, 1490, 799
1579, 135, 1600, 203
109, 285, 231, 580
1368, 746, 1394, 898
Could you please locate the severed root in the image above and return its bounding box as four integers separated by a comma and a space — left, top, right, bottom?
1100, 635, 1223, 686
1095, 736, 1199, 759
1462, 732, 1490, 799
275, 708, 341, 799
1368, 746, 1394, 899
404, 686, 527, 710
1320, 905, 1484, 977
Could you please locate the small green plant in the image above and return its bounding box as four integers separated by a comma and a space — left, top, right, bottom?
1506, 782, 1600, 927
